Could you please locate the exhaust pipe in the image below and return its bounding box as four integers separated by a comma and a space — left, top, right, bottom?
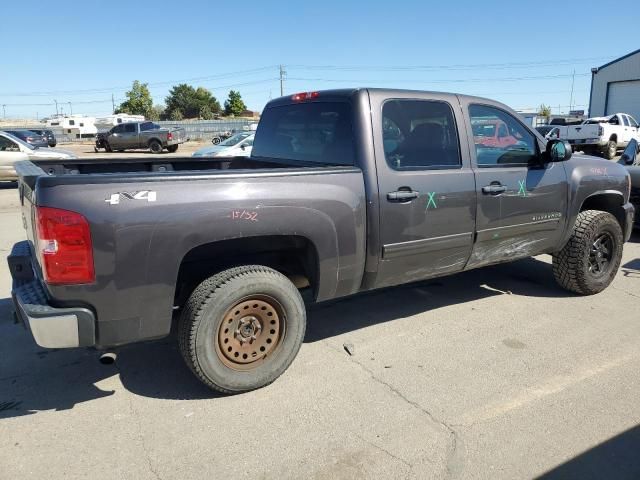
99, 352, 117, 365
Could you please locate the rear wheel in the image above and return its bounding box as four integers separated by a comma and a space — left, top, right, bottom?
602, 140, 617, 160
167, 144, 179, 153
552, 210, 623, 295
212, 137, 221, 145
178, 265, 306, 393
149, 140, 163, 154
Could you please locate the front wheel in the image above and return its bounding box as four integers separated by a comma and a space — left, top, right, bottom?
212, 137, 221, 145
552, 210, 623, 295
178, 265, 306, 394
167, 144, 179, 153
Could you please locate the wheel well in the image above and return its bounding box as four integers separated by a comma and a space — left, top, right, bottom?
148, 138, 162, 146
174, 235, 319, 307
609, 134, 617, 143
580, 193, 625, 231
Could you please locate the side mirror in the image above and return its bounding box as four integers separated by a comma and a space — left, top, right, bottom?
546, 139, 572, 162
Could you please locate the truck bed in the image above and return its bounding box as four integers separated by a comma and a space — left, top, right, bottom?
18, 155, 351, 189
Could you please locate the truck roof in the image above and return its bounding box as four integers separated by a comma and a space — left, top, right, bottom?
264, 88, 507, 110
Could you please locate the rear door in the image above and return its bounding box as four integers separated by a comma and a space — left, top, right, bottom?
369, 92, 476, 288
460, 101, 569, 268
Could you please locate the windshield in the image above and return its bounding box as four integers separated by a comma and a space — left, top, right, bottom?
220, 132, 252, 146
1, 132, 35, 150
252, 101, 354, 166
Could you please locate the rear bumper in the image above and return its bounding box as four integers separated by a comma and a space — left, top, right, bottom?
623, 202, 635, 241
8, 241, 95, 348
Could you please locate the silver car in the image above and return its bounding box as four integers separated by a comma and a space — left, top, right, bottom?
0, 131, 76, 181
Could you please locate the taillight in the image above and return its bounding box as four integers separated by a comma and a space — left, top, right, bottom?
167, 132, 173, 141
26, 136, 34, 142
36, 207, 95, 285
291, 91, 320, 102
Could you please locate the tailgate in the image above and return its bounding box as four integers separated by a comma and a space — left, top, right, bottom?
567, 124, 600, 141
170, 127, 187, 143
16, 166, 40, 273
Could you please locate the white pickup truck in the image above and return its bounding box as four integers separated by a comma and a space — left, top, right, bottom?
566, 113, 640, 159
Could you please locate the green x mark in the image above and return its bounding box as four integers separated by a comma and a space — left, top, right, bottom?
426, 192, 437, 209
518, 179, 526, 197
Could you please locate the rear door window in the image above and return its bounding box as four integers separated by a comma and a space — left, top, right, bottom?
124, 123, 136, 133
253, 102, 354, 165
381, 99, 461, 169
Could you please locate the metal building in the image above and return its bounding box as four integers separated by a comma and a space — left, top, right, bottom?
589, 49, 640, 121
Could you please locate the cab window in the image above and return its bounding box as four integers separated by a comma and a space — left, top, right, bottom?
469, 104, 537, 167
381, 99, 461, 170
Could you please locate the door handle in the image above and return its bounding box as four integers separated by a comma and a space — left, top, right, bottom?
387, 189, 420, 202
482, 184, 507, 195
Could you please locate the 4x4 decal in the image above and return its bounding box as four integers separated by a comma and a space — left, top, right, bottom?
105, 190, 157, 205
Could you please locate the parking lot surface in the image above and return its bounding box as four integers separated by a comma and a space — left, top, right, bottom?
1, 184, 639, 479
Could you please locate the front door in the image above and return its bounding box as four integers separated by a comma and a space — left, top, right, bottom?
370, 93, 476, 289
462, 102, 569, 268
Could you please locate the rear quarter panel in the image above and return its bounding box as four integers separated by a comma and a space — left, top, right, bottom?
35, 169, 366, 347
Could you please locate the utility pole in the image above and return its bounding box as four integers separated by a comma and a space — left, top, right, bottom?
2, 104, 5, 118
569, 69, 575, 113
54, 99, 58, 116
68, 102, 73, 116
279, 65, 286, 97
112, 93, 115, 114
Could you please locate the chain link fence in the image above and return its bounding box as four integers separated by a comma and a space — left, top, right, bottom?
0, 118, 258, 143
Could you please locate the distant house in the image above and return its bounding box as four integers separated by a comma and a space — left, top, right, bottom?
589, 49, 640, 121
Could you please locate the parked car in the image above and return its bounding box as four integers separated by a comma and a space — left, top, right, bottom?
3, 129, 49, 148
565, 113, 640, 159
0, 131, 76, 165
28, 129, 57, 147
471, 119, 520, 148
95, 121, 187, 153
193, 132, 254, 158
9, 88, 634, 394
619, 138, 640, 228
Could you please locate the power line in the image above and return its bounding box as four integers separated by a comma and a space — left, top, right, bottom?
287, 56, 614, 72
287, 73, 590, 85
0, 66, 278, 97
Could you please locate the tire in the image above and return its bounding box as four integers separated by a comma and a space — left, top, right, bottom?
212, 137, 221, 145
149, 139, 163, 154
104, 142, 113, 153
552, 210, 623, 295
178, 265, 306, 394
602, 140, 617, 160
167, 144, 179, 153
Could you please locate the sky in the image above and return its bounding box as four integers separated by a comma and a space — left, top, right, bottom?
0, 0, 636, 120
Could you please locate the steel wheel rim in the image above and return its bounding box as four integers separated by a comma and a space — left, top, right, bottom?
588, 232, 614, 277
216, 295, 285, 371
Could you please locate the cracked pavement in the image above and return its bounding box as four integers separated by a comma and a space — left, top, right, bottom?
1, 185, 639, 479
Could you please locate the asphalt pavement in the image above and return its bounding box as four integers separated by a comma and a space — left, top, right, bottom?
1, 183, 639, 480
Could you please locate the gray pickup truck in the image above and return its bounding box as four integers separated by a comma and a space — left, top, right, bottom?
9, 88, 635, 393
96, 121, 187, 153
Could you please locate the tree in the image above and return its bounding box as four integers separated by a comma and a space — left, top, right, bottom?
538, 104, 552, 120
148, 104, 165, 121
199, 105, 214, 120
170, 108, 184, 121
116, 81, 153, 117
164, 84, 220, 119
224, 90, 247, 116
